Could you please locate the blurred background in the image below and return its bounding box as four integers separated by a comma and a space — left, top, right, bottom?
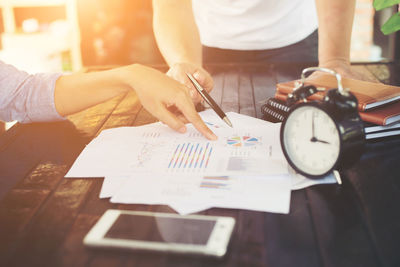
0, 0, 163, 73
0, 0, 399, 75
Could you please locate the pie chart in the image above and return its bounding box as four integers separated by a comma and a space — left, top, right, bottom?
227, 136, 260, 147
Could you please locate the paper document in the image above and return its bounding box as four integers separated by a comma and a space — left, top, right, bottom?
66, 110, 287, 178
110, 174, 292, 214
100, 171, 336, 199
100, 175, 129, 199
290, 172, 336, 190
66, 110, 336, 215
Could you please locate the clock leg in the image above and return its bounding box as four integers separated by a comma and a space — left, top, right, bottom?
333, 170, 342, 185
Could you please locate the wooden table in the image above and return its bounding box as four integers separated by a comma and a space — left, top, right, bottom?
1, 63, 399, 267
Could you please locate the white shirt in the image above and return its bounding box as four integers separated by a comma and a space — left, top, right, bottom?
192, 0, 318, 50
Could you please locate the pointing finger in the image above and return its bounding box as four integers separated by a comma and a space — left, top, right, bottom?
173, 91, 217, 140
151, 105, 187, 134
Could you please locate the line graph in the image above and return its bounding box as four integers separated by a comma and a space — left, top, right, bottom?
135, 141, 166, 167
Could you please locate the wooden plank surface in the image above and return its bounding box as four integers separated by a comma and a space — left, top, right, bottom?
220, 70, 240, 113
209, 70, 225, 106
0, 63, 399, 267
238, 71, 256, 117
0, 93, 127, 266
251, 65, 276, 119
344, 139, 400, 267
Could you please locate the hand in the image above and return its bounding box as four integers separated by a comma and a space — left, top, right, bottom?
309, 59, 380, 83
166, 62, 214, 104
123, 64, 217, 140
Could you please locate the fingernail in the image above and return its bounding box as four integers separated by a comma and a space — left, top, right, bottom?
178, 126, 186, 133
208, 132, 217, 140
193, 72, 201, 80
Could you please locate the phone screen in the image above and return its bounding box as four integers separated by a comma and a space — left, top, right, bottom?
105, 214, 216, 245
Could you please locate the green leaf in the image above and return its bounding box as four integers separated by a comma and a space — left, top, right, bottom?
373, 0, 400, 11
381, 13, 400, 34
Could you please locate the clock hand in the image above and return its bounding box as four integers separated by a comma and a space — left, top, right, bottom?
316, 139, 330, 144
310, 137, 330, 144
311, 111, 316, 139
310, 111, 330, 144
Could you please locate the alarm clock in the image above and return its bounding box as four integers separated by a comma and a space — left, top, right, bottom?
280, 67, 365, 179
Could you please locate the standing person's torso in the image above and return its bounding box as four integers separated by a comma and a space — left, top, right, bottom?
192, 0, 318, 50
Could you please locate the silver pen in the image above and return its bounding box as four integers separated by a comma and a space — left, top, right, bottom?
186, 73, 233, 127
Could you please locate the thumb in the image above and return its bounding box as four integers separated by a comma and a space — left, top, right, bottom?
194, 70, 213, 93
193, 71, 204, 84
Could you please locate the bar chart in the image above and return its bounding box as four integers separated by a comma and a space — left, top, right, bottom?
167, 142, 213, 172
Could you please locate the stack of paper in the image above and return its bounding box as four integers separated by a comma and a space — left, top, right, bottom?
65, 110, 335, 214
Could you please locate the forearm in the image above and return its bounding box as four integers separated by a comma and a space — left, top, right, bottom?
55, 63, 216, 139
46, 63, 216, 139
0, 61, 63, 123
315, 0, 356, 65
54, 67, 133, 116
152, 0, 202, 67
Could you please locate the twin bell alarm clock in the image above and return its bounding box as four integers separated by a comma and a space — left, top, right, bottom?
280, 67, 365, 182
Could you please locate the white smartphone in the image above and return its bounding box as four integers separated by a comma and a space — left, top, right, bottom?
83, 209, 236, 257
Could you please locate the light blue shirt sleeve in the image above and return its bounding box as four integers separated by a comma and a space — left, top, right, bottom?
0, 60, 65, 123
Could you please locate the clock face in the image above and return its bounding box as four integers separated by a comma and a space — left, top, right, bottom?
282, 105, 341, 177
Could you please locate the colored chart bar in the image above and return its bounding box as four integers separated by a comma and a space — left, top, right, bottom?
168, 144, 180, 169
168, 142, 213, 172
200, 176, 230, 189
